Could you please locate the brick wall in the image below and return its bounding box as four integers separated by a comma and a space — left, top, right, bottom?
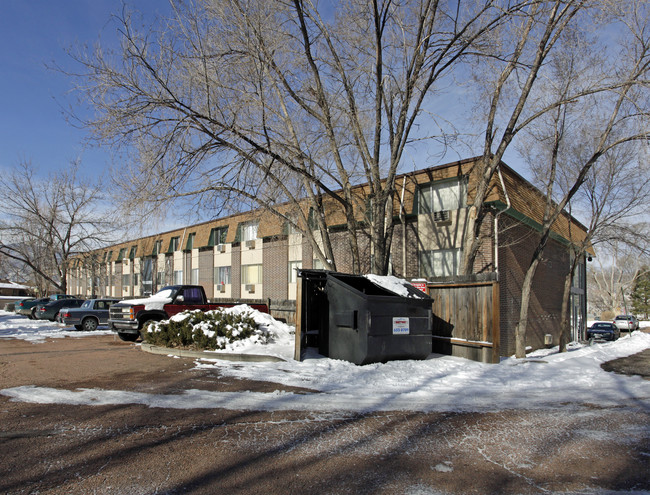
498, 215, 570, 355
198, 249, 214, 299
263, 236, 289, 300
231, 244, 241, 299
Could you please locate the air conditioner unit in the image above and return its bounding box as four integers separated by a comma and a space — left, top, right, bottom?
245, 240, 256, 249
218, 284, 226, 293
216, 244, 226, 253
433, 210, 450, 222
245, 284, 256, 293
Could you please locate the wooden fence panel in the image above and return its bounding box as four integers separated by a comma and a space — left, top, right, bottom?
428, 280, 499, 363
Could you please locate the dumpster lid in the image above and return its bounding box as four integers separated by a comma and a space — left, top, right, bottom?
298, 269, 431, 300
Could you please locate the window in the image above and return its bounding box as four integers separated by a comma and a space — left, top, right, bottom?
185, 233, 196, 251
153, 240, 163, 256
214, 266, 231, 285
313, 258, 325, 270
117, 248, 126, 261
241, 221, 259, 242
133, 273, 139, 286
288, 261, 302, 283
419, 249, 462, 277
241, 264, 263, 285
156, 271, 165, 285
180, 287, 203, 304
129, 246, 137, 260
191, 268, 199, 285
209, 227, 228, 246
168, 236, 180, 253
122, 274, 131, 287
419, 178, 467, 214
173, 270, 183, 284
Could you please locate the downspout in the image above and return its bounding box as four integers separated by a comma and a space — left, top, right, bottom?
400, 176, 408, 277
495, 166, 511, 281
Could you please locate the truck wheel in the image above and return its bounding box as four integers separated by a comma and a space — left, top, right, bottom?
117, 332, 139, 342
82, 317, 98, 332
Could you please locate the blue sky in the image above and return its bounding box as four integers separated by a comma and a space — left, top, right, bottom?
0, 1, 169, 177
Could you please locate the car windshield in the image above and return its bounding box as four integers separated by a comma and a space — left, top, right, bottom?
592, 323, 613, 329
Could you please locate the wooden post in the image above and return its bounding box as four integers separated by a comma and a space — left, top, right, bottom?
293, 276, 303, 361
491, 281, 500, 363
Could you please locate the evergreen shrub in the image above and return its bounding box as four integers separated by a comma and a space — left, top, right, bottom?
145, 309, 264, 350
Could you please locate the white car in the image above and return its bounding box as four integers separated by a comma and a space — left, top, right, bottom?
613, 315, 639, 332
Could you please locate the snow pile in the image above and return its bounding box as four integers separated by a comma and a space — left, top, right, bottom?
364, 274, 427, 298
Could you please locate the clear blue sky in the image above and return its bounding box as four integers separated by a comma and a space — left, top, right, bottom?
0, 1, 169, 177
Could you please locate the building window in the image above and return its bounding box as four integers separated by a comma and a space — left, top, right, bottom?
241, 221, 259, 242
169, 236, 180, 253
214, 266, 231, 285
129, 246, 137, 260
209, 227, 228, 246
185, 233, 196, 251
242, 264, 263, 285
191, 268, 199, 285
117, 248, 126, 261
133, 273, 139, 286
153, 240, 163, 256
156, 271, 165, 286
173, 270, 183, 284
313, 258, 326, 270
122, 274, 131, 287
419, 249, 462, 278
419, 177, 467, 214
288, 261, 302, 283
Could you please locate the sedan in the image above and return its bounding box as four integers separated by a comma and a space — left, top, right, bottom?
34, 299, 85, 322
60, 298, 120, 331
587, 322, 620, 342
613, 315, 639, 332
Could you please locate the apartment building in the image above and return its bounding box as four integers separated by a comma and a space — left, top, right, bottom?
69, 157, 590, 358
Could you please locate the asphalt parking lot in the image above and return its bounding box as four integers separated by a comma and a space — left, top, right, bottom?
0, 334, 648, 495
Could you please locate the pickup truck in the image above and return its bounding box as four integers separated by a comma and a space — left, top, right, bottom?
108, 285, 269, 342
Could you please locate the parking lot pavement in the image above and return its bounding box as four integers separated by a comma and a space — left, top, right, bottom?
1, 335, 648, 495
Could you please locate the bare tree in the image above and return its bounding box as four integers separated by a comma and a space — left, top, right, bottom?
0, 161, 118, 294
68, 0, 531, 274
589, 242, 650, 316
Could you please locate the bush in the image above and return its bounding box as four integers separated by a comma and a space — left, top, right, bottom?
144, 309, 265, 350
600, 310, 615, 321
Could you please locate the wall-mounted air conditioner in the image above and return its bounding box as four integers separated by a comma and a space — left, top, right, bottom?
216, 244, 226, 253
245, 284, 255, 293
433, 210, 450, 222
218, 283, 226, 293
245, 240, 256, 249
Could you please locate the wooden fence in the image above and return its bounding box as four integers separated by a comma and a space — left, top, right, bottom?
427, 275, 500, 363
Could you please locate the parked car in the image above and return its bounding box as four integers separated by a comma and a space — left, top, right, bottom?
613, 315, 639, 332
16, 297, 51, 318
12, 297, 35, 313
60, 298, 120, 331
34, 298, 85, 322
48, 294, 77, 301
587, 322, 620, 341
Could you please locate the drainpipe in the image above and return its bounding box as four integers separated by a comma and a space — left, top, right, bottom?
400, 176, 408, 277
494, 166, 511, 281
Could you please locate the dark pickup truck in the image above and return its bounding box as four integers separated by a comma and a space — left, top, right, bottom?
108, 285, 269, 342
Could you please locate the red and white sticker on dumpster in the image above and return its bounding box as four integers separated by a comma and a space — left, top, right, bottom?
393, 317, 410, 335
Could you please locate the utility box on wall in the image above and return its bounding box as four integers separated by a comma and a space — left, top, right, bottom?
295, 270, 434, 365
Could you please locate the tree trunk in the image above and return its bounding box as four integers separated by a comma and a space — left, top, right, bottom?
515, 257, 541, 358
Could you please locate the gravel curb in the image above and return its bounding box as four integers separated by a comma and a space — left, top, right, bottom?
140, 343, 287, 362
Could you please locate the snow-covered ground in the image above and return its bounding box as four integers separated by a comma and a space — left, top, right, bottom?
1, 309, 649, 414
